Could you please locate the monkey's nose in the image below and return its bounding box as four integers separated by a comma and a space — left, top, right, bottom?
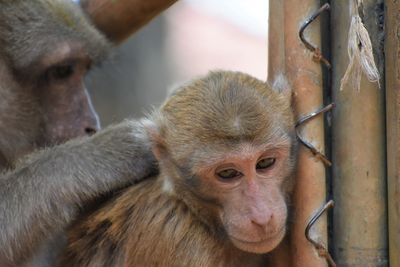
85, 126, 98, 135
83, 108, 101, 136
250, 210, 273, 228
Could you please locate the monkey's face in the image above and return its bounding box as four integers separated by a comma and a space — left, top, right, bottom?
0, 41, 101, 164
192, 142, 293, 254
153, 70, 296, 254
33, 42, 101, 146
0, 0, 110, 164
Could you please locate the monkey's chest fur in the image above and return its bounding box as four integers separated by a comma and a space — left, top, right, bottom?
60, 177, 266, 267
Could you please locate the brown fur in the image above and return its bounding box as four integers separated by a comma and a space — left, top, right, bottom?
61, 178, 265, 267
60, 71, 296, 267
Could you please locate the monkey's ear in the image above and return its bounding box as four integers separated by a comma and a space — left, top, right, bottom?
272, 74, 290, 94
141, 118, 168, 161
271, 74, 293, 106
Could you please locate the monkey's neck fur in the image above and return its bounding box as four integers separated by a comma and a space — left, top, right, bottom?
61, 176, 266, 267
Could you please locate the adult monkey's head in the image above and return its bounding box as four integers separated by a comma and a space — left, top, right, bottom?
0, 0, 113, 167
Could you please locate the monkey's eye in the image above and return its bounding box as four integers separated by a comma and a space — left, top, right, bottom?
216, 169, 241, 180
48, 64, 75, 80
256, 158, 276, 170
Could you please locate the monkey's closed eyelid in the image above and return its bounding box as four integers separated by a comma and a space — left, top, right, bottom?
216, 169, 242, 181
256, 158, 276, 170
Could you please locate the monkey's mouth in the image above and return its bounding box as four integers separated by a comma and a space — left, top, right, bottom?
229, 228, 286, 253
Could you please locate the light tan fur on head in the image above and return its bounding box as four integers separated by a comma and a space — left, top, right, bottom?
151, 70, 294, 164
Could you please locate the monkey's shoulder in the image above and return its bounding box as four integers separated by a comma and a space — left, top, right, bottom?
63, 176, 263, 266
119, 177, 264, 267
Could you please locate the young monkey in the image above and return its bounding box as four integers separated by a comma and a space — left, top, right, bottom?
60, 71, 296, 267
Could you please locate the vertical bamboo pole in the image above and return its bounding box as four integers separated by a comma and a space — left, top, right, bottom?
385, 1, 400, 266
266, 2, 291, 266
268, 1, 328, 266
331, 1, 387, 266
268, 0, 285, 80
285, 1, 328, 266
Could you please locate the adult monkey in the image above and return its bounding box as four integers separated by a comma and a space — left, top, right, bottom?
0, 0, 176, 266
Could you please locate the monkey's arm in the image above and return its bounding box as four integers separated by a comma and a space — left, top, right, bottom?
0, 120, 155, 266
81, 0, 178, 43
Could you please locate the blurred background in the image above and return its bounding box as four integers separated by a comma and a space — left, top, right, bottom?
86, 0, 269, 126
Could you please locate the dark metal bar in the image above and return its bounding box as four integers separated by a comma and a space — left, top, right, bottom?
299, 3, 331, 69
305, 200, 336, 267
296, 103, 335, 166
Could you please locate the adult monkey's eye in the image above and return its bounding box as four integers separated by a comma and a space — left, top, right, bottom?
256, 158, 276, 170
48, 64, 75, 80
217, 169, 241, 180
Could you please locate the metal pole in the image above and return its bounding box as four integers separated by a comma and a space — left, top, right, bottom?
384, 1, 400, 266
331, 1, 388, 266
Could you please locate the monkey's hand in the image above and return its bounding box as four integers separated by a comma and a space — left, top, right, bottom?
0, 119, 156, 266
88, 119, 158, 188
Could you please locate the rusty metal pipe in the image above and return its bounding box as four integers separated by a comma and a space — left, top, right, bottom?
80, 0, 178, 43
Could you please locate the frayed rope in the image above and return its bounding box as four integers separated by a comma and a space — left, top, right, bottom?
340, 0, 380, 91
